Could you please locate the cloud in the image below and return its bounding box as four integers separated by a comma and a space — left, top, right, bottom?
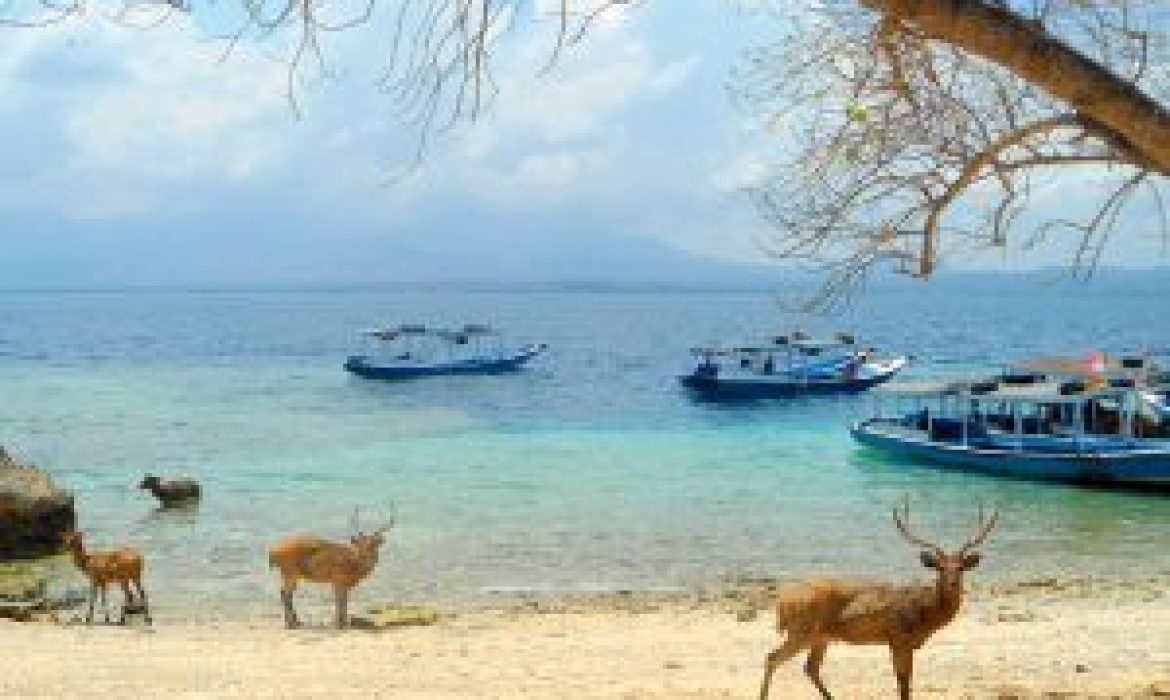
711, 152, 768, 192
0, 19, 289, 220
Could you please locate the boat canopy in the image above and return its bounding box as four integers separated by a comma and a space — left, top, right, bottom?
360, 324, 498, 343
770, 333, 857, 348
872, 380, 970, 397
1014, 354, 1157, 379
874, 378, 1133, 404
691, 336, 862, 356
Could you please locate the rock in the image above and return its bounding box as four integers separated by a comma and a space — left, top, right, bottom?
0, 447, 76, 560
0, 566, 47, 601
0, 564, 46, 621
349, 603, 443, 630
735, 605, 758, 622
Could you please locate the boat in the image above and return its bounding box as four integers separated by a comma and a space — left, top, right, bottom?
850, 356, 1170, 488
679, 331, 908, 400
344, 324, 546, 380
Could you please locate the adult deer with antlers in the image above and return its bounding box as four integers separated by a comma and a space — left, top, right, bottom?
268, 510, 393, 629
758, 502, 999, 700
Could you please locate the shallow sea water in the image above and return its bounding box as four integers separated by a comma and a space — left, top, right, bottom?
1, 281, 1167, 619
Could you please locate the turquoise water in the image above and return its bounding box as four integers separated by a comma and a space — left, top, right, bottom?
1, 282, 1168, 618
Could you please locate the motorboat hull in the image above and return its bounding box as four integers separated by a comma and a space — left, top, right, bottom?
851, 419, 1170, 489
344, 344, 545, 380
680, 358, 906, 401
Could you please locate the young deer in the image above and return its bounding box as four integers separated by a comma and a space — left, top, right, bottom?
758, 502, 999, 700
268, 513, 393, 629
61, 531, 151, 625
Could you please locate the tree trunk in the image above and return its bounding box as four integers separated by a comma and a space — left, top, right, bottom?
860, 0, 1170, 175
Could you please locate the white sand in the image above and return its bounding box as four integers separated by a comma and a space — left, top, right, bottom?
2, 581, 1167, 699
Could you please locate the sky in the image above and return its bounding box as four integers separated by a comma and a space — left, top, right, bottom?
0, 1, 1166, 288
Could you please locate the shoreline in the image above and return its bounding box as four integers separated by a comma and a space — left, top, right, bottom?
2, 572, 1167, 698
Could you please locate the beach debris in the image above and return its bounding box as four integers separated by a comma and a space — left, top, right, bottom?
268, 507, 394, 629
62, 531, 152, 625
0, 567, 46, 621
138, 475, 201, 508
0, 446, 76, 559
758, 500, 999, 700
0, 560, 90, 622
349, 603, 441, 630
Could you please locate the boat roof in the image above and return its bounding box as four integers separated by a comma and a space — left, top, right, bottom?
875, 378, 1132, 404
690, 336, 865, 356
360, 324, 497, 340
977, 382, 1129, 404
1014, 354, 1161, 379
873, 380, 969, 397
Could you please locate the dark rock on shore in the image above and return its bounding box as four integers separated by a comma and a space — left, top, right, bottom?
0, 447, 76, 560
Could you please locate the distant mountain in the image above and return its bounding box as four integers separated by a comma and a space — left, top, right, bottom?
2, 213, 1165, 291
320, 228, 785, 289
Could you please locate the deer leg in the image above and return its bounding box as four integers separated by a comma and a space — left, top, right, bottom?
100, 585, 110, 623
280, 579, 299, 629
119, 581, 133, 624
85, 585, 97, 624
805, 642, 832, 699
758, 635, 806, 700
135, 579, 152, 625
890, 646, 914, 700
335, 586, 348, 630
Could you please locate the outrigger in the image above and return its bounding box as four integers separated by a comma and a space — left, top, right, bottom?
851, 353, 1170, 488
344, 324, 546, 380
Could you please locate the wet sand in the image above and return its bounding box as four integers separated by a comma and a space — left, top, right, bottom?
2, 574, 1168, 699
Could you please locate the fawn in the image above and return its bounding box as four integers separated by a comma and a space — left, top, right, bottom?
61, 530, 151, 625
759, 502, 999, 699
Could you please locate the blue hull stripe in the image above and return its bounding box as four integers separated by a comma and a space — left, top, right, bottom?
679, 369, 899, 400
344, 346, 543, 380
851, 421, 1170, 487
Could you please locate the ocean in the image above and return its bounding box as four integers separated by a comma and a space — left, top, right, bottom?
1, 277, 1168, 619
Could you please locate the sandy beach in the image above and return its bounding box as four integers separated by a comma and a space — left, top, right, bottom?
2, 575, 1167, 699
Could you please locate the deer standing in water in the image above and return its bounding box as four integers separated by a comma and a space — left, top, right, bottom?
758, 502, 999, 700
61, 531, 151, 625
268, 510, 393, 629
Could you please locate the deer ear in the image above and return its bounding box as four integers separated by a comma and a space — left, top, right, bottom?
961, 552, 982, 570
919, 551, 940, 569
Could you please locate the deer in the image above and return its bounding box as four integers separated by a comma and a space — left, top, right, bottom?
139, 474, 201, 508
268, 510, 393, 629
758, 502, 999, 700
61, 530, 151, 625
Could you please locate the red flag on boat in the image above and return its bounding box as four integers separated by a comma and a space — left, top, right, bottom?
1083, 351, 1107, 374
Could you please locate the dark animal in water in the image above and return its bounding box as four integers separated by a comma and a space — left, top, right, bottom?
139, 474, 201, 507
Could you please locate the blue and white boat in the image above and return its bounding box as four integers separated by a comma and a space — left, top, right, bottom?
679, 331, 908, 400
851, 361, 1170, 489
344, 324, 546, 380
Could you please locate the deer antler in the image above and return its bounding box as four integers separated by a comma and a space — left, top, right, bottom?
892, 499, 944, 555
350, 506, 362, 535
374, 503, 398, 535
959, 504, 999, 554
